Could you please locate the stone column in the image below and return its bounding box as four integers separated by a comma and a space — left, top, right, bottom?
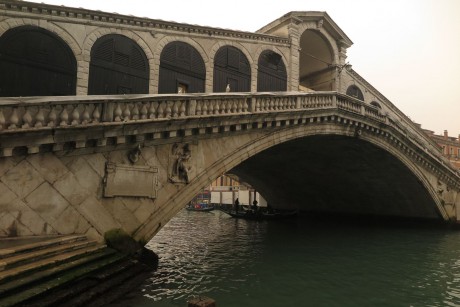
288, 23, 300, 92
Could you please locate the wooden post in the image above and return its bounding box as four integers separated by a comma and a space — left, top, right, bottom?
187, 296, 216, 307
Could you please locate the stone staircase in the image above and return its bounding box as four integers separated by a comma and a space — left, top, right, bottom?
0, 235, 151, 306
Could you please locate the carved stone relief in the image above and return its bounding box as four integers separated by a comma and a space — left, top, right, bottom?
169, 143, 192, 184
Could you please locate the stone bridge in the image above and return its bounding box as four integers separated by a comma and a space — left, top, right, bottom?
0, 92, 459, 244
1, 1, 460, 245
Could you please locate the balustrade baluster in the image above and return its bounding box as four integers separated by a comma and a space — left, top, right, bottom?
141, 103, 148, 119
71, 104, 80, 125
60, 106, 69, 126
195, 100, 202, 116
93, 105, 101, 122
8, 107, 19, 129
149, 102, 158, 119
132, 103, 140, 120
81, 105, 90, 125
165, 102, 172, 118
22, 107, 33, 128
208, 100, 214, 115
157, 102, 165, 118
48, 106, 57, 127
237, 99, 243, 113
213, 100, 220, 114
218, 100, 224, 114
172, 101, 179, 117
179, 101, 186, 117
114, 103, 122, 122
268, 98, 274, 111
242, 98, 248, 112
123, 103, 131, 120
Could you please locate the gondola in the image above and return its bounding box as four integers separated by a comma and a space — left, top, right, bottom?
220, 208, 298, 220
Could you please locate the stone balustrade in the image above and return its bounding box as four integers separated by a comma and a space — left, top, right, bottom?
0, 92, 449, 174
0, 92, 375, 131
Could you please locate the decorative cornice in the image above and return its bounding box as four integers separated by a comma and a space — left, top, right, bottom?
0, 0, 290, 44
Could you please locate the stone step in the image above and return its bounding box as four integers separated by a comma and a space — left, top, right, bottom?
0, 235, 87, 259
0, 243, 107, 285
0, 248, 126, 307
33, 258, 144, 306
0, 238, 98, 271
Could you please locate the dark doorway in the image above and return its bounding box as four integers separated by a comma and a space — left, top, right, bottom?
158, 41, 205, 94
213, 46, 250, 92
88, 34, 149, 95
257, 50, 287, 92
0, 26, 77, 97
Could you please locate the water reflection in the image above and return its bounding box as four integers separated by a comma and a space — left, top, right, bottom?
114, 210, 460, 307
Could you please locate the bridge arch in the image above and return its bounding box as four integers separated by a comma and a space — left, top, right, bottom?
83, 28, 154, 94
134, 121, 448, 241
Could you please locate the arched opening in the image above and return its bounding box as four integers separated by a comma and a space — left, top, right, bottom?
230, 135, 440, 219
370, 101, 382, 109
0, 26, 77, 97
88, 34, 149, 95
158, 41, 205, 94
213, 46, 250, 92
298, 29, 334, 92
346, 85, 364, 101
257, 50, 287, 92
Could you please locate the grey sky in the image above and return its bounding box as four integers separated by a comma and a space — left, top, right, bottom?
27, 0, 460, 136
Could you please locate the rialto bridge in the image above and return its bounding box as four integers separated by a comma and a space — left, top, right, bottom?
0, 1, 459, 245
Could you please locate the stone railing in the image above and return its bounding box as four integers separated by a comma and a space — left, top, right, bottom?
0, 92, 376, 131
0, 91, 451, 176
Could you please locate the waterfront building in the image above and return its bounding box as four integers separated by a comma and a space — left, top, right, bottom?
422, 129, 460, 169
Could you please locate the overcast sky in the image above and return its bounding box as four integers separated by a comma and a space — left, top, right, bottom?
27, 0, 460, 136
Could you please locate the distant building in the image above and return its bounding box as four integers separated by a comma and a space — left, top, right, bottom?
422, 128, 460, 169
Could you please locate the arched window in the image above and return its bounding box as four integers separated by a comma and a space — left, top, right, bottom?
370, 101, 381, 109
346, 85, 364, 101
158, 41, 205, 94
0, 26, 77, 97
257, 50, 287, 92
88, 34, 149, 95
213, 46, 250, 92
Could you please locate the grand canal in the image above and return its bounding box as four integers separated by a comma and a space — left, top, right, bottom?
111, 209, 460, 307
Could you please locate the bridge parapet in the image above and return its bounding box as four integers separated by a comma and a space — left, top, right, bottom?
0, 92, 452, 171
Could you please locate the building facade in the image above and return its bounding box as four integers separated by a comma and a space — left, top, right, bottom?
423, 129, 460, 169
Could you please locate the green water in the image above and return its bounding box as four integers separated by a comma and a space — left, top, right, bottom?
114, 210, 460, 307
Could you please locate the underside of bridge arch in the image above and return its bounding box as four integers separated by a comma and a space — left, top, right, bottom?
230, 135, 441, 220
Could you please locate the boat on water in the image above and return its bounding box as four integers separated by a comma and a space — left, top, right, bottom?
220, 208, 298, 220
186, 201, 215, 212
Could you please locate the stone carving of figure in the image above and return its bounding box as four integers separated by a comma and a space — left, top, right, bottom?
170, 144, 192, 183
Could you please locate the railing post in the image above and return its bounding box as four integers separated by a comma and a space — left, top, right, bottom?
249, 97, 256, 113
360, 105, 365, 115
332, 95, 337, 108
101, 100, 114, 122
296, 96, 301, 109
188, 99, 196, 116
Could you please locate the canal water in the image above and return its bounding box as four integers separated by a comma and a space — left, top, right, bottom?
113, 209, 460, 307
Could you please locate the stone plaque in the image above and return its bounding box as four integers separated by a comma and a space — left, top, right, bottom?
104, 162, 158, 198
